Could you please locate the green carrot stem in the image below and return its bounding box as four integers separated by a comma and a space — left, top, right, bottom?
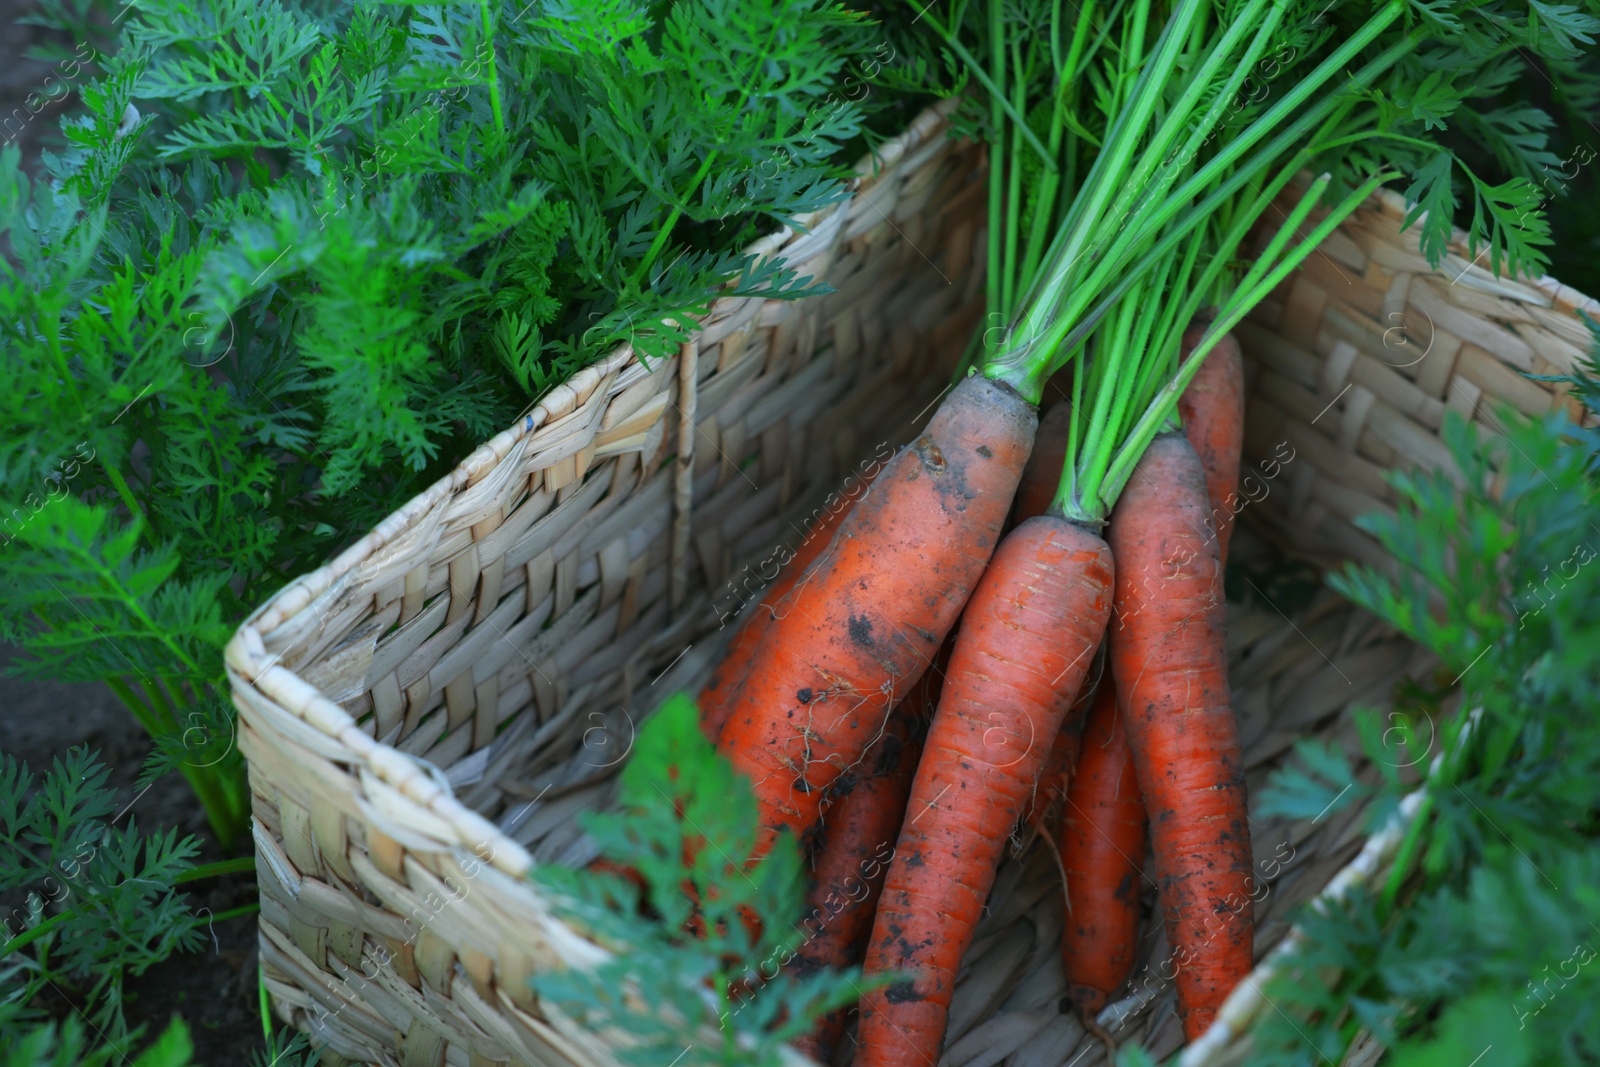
106, 675, 163, 736
1014, 33, 1081, 315
1225, 177, 1335, 303
173, 856, 257, 883
1016, 135, 1064, 307
1016, 0, 1200, 336
1380, 790, 1435, 915
102, 462, 144, 528
632, 16, 794, 288
1129, 9, 1414, 256
1026, 7, 1415, 382
985, 0, 1004, 357
1153, 163, 1321, 363
1001, 40, 1027, 322
1059, 333, 1087, 515
1098, 169, 1389, 510
178, 762, 240, 852
1133, 234, 1203, 421
1119, 252, 1180, 442
1088, 0, 1281, 266
1076, 0, 1134, 82
1048, 0, 1066, 80
1075, 260, 1174, 514
0, 911, 67, 958
1028, 28, 1412, 387
260, 970, 273, 1044
476, 0, 505, 140
917, 5, 1057, 170
632, 149, 720, 289
1066, 277, 1146, 520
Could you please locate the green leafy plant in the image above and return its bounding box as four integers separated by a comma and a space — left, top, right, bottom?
12, 0, 119, 67
0, 1017, 193, 1067
250, 1028, 324, 1067
0, 0, 886, 851
1241, 341, 1600, 1063
530, 694, 876, 1067
0, 746, 252, 1047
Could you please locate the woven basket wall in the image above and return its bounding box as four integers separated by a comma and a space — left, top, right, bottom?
224, 97, 1595, 1067
1235, 183, 1600, 577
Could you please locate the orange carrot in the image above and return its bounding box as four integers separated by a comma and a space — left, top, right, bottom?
1013, 403, 1087, 835
1059, 679, 1147, 1019
788, 694, 928, 1062
587, 824, 759, 952
1178, 326, 1244, 566
784, 638, 952, 1060
716, 375, 1037, 861
1023, 718, 1079, 834
1013, 401, 1072, 526
1022, 670, 1096, 833
856, 515, 1113, 1067
584, 857, 651, 916
1107, 432, 1251, 1041
700, 466, 880, 742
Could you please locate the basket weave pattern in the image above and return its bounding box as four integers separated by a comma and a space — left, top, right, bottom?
1236, 186, 1598, 575
225, 98, 1594, 1067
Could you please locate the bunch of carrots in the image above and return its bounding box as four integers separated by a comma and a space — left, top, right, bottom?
588, 0, 1551, 1062
696, 314, 1247, 1066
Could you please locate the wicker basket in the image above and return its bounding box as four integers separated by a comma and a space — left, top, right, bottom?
224, 97, 1596, 1067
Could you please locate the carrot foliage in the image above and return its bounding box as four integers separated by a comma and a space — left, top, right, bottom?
0, 746, 297, 1066
0, 0, 886, 853
894, 0, 1590, 524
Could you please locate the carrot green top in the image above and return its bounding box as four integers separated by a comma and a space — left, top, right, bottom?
925, 0, 1564, 525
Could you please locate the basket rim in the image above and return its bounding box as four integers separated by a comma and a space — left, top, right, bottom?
1352, 186, 1597, 318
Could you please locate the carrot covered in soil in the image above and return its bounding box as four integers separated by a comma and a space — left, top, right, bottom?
1015, 403, 1089, 837
1059, 679, 1148, 1019
715, 375, 1036, 861
1107, 432, 1251, 1041
699, 465, 880, 743
787, 681, 933, 1061
1177, 326, 1245, 566
856, 515, 1113, 1067
708, 0, 1367, 1042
